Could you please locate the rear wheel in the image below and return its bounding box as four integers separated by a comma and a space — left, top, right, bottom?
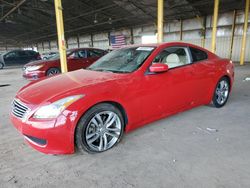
46, 68, 60, 76
212, 77, 230, 108
75, 103, 124, 153
0, 62, 4, 69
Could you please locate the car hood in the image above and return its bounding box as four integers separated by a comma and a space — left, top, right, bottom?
17, 69, 123, 105
25, 59, 57, 66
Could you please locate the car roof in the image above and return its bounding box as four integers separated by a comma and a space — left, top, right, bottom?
69, 48, 105, 51
121, 42, 210, 53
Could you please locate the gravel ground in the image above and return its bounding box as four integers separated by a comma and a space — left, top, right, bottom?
0, 65, 250, 188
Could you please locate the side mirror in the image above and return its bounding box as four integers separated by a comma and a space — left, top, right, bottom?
149, 63, 168, 73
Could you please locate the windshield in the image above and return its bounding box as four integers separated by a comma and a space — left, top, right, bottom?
88, 46, 155, 73
48, 50, 72, 60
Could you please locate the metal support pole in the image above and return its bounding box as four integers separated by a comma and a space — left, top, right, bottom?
42, 42, 44, 51
196, 15, 206, 47
157, 0, 164, 43
108, 32, 111, 46
240, 0, 249, 66
180, 19, 183, 41
130, 28, 134, 44
211, 0, 219, 53
202, 16, 207, 48
66, 38, 68, 49
90, 34, 94, 47
48, 40, 51, 50
54, 0, 68, 73
229, 10, 237, 60
77, 34, 80, 48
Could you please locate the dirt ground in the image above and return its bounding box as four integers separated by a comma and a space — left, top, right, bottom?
0, 65, 250, 188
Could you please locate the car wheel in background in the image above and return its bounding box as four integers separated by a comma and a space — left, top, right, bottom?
46, 68, 60, 76
75, 103, 125, 153
212, 77, 230, 108
0, 62, 4, 69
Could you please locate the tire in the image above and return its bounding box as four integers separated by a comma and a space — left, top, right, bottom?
46, 68, 60, 76
0, 62, 4, 69
212, 77, 230, 108
75, 103, 125, 154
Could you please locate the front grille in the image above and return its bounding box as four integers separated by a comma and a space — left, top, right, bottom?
12, 99, 30, 119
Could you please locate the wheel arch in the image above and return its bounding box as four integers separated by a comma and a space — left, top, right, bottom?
221, 75, 232, 91
208, 74, 232, 104
88, 101, 128, 127
72, 100, 128, 152
73, 100, 128, 138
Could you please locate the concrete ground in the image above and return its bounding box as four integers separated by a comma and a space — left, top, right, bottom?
0, 65, 250, 188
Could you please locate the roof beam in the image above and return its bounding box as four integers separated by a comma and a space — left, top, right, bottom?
0, 0, 26, 22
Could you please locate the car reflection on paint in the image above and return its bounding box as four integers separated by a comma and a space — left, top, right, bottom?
22, 48, 106, 80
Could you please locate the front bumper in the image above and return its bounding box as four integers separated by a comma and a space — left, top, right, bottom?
10, 113, 75, 154
23, 70, 46, 80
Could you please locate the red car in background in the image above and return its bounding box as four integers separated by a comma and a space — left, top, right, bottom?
23, 48, 106, 79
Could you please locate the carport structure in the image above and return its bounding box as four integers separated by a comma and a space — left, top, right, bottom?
0, 0, 249, 69
1, 1, 250, 187
0, 0, 246, 42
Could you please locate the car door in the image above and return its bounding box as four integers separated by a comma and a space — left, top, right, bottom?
67, 50, 87, 71
139, 46, 196, 121
25, 51, 35, 62
17, 51, 29, 64
4, 51, 18, 66
188, 47, 216, 104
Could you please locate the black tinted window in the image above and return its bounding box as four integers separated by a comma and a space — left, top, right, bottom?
18, 51, 27, 57
5, 51, 17, 58
88, 49, 104, 57
78, 50, 87, 58
190, 47, 207, 62
26, 51, 36, 56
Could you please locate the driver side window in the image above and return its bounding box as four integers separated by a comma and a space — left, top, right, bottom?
5, 51, 17, 59
153, 47, 191, 69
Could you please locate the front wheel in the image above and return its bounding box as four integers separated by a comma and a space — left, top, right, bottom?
75, 103, 124, 153
212, 77, 230, 108
46, 68, 60, 76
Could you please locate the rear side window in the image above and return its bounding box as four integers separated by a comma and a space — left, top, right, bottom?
25, 51, 37, 57
18, 51, 27, 57
190, 47, 208, 62
88, 49, 104, 58
27, 51, 36, 56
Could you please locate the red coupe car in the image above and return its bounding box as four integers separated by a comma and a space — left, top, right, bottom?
10, 42, 234, 154
22, 48, 106, 79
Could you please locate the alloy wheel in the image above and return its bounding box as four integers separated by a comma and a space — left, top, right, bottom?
215, 80, 229, 105
85, 111, 122, 152
48, 69, 60, 76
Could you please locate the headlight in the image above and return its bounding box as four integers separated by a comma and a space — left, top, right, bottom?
33, 95, 83, 119
26, 65, 44, 71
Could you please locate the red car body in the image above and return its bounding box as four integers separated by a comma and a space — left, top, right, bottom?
10, 42, 234, 154
22, 48, 106, 80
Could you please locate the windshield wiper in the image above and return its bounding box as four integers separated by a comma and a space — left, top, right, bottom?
87, 68, 130, 73
108, 70, 130, 73
87, 68, 113, 73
